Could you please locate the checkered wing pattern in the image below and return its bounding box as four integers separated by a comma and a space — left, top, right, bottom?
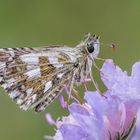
0, 47, 78, 112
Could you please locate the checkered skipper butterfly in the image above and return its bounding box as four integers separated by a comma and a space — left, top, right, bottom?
0, 33, 102, 112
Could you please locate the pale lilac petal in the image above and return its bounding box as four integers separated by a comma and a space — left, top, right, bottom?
118, 103, 126, 131
60, 124, 93, 140
59, 95, 67, 109
103, 95, 126, 137
69, 103, 90, 115
69, 103, 103, 139
101, 59, 128, 89
131, 61, 140, 92
64, 85, 71, 98
46, 113, 56, 126
102, 60, 140, 101
84, 91, 108, 118
123, 100, 139, 130
131, 61, 140, 82
103, 115, 115, 139
45, 130, 63, 140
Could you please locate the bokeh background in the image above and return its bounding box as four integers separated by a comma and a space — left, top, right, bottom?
0, 0, 140, 140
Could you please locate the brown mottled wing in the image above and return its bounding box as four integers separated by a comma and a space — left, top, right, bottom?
0, 47, 77, 112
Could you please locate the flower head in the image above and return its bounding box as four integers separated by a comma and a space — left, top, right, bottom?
46, 91, 138, 140
46, 60, 140, 140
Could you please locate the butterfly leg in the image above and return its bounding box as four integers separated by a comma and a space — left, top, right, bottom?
64, 84, 84, 105
71, 88, 84, 104
92, 58, 107, 79
68, 69, 79, 101
64, 85, 79, 103
69, 73, 85, 104
88, 62, 101, 93
79, 76, 91, 91
83, 82, 88, 91
92, 59, 101, 72
88, 55, 103, 73
94, 58, 109, 78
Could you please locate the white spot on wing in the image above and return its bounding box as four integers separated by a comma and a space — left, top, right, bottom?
7, 78, 15, 84
0, 77, 3, 82
31, 94, 37, 102
1, 83, 7, 89
26, 68, 41, 79
26, 88, 33, 95
0, 62, 6, 70
20, 105, 28, 111
57, 73, 63, 78
17, 99, 23, 105
26, 65, 38, 70
20, 94, 37, 110
44, 81, 52, 93
20, 54, 39, 64
53, 63, 63, 68
48, 56, 63, 68
9, 90, 20, 98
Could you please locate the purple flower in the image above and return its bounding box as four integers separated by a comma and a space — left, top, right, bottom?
45, 60, 140, 140
46, 92, 138, 140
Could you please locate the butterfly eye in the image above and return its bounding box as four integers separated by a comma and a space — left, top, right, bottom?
87, 43, 94, 53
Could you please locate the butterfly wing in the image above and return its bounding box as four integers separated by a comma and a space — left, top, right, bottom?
0, 47, 78, 111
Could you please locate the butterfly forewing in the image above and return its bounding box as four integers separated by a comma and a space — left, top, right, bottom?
0, 47, 78, 111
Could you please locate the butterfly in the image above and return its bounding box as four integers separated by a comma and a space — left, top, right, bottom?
0, 33, 102, 112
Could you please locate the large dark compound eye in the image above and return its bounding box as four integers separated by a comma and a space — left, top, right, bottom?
87, 43, 94, 53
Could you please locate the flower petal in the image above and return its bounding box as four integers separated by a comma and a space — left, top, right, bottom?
84, 91, 108, 118
101, 59, 128, 90
59, 95, 67, 108
60, 124, 93, 140
46, 113, 56, 126
131, 61, 140, 92
69, 103, 103, 139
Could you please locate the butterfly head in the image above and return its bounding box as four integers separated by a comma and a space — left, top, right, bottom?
84, 33, 100, 58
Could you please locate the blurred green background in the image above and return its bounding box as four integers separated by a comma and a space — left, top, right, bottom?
0, 0, 140, 140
